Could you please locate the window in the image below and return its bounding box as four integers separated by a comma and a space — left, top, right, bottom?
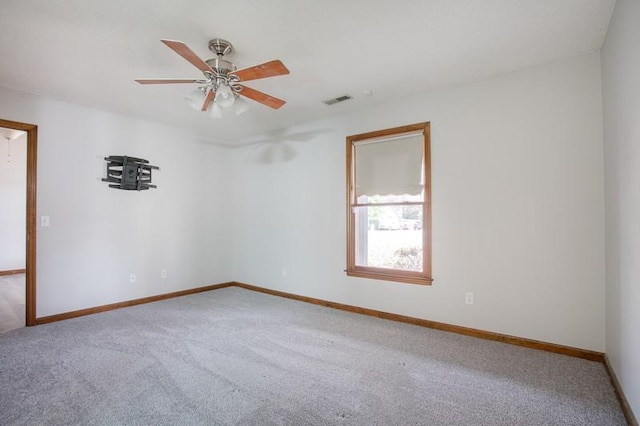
346, 122, 432, 285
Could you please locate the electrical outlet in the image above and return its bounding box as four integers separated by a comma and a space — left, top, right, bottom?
40, 216, 50, 227
282, 267, 287, 278
160, 269, 167, 279
129, 273, 136, 283
465, 292, 474, 305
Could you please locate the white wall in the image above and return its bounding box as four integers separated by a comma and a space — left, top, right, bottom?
0, 86, 233, 317
232, 52, 606, 351
0, 132, 26, 271
0, 52, 608, 353
602, 0, 640, 418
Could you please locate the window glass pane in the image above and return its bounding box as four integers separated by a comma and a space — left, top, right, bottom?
354, 205, 423, 272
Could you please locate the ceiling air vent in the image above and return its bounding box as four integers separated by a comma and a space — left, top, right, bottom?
323, 95, 352, 106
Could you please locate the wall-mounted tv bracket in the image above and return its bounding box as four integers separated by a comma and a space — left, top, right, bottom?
102, 156, 159, 190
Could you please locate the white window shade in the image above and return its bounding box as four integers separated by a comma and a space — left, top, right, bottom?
355, 133, 424, 197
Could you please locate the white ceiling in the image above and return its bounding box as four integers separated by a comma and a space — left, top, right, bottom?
0, 0, 616, 145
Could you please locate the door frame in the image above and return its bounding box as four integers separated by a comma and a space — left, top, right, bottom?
0, 118, 37, 326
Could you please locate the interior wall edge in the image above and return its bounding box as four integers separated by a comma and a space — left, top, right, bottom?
605, 355, 639, 426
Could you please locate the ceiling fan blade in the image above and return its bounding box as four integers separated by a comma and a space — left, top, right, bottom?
231, 60, 289, 82
201, 90, 214, 112
161, 39, 214, 74
135, 79, 199, 84
238, 85, 286, 109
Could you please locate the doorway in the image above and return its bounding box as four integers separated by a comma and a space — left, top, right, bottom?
0, 119, 37, 328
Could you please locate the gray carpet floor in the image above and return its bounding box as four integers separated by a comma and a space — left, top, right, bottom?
0, 287, 627, 425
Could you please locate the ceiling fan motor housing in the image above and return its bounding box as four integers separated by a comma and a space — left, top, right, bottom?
206, 57, 236, 75
208, 38, 233, 56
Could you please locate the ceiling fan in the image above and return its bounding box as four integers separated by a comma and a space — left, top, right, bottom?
135, 38, 289, 117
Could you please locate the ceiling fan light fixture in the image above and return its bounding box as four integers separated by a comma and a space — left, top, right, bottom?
214, 83, 235, 108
